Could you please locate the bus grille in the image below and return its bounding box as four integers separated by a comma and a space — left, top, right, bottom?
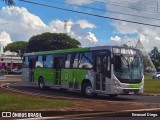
118, 78, 142, 84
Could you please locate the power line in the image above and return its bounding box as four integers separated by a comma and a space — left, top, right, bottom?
87, 0, 158, 13
19, 0, 160, 28
93, 0, 157, 7
49, 0, 160, 21
39, 0, 158, 14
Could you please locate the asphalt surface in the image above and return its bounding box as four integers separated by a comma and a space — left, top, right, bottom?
3, 81, 160, 104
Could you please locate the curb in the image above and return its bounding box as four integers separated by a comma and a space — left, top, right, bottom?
142, 93, 160, 96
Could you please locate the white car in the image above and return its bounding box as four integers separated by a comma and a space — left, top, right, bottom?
152, 72, 160, 79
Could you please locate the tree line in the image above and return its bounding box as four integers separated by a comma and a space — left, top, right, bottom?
4, 32, 81, 59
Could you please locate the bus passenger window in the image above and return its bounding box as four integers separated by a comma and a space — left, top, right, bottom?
73, 53, 78, 68
35, 56, 43, 68
43, 55, 53, 68
78, 52, 93, 69
65, 54, 71, 68
23, 56, 29, 68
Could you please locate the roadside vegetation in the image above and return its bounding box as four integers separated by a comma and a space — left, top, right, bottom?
144, 74, 160, 94
0, 93, 74, 111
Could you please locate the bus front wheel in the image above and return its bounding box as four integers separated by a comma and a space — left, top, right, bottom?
38, 78, 45, 90
82, 82, 94, 97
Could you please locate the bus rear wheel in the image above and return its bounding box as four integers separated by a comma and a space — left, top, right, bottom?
38, 78, 45, 90
82, 82, 94, 97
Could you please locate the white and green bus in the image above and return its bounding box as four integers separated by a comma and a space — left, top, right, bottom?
22, 46, 144, 97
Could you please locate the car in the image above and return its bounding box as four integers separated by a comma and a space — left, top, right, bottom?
152, 72, 160, 79
12, 69, 22, 74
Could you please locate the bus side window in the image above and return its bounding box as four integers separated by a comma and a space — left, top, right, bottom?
43, 55, 53, 68
78, 52, 93, 69
35, 56, 43, 68
65, 54, 71, 68
73, 53, 78, 68
23, 56, 29, 68
70, 53, 75, 68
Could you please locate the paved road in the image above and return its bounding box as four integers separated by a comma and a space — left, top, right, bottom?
3, 81, 160, 104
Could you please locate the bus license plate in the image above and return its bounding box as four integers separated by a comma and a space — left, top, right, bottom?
129, 91, 134, 94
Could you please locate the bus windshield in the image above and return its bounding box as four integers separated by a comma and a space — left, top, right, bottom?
113, 48, 143, 79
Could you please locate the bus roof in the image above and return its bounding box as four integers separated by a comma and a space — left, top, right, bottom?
23, 46, 139, 56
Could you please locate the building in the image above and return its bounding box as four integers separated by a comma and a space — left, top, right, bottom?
0, 53, 22, 74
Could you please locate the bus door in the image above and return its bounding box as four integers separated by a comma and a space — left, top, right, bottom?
94, 52, 111, 92
29, 56, 36, 82
54, 57, 63, 85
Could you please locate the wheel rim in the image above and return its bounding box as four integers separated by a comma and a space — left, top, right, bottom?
85, 86, 92, 95
40, 81, 44, 88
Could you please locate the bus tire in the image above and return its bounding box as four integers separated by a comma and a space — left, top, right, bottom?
82, 82, 94, 97
38, 78, 45, 90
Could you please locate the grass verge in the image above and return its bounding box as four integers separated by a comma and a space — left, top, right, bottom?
144, 76, 160, 94
0, 93, 74, 111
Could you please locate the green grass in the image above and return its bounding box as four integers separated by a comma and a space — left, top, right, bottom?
0, 93, 74, 111
144, 76, 160, 94
144, 74, 152, 79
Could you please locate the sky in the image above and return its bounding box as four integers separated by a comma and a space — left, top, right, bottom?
1, 0, 160, 52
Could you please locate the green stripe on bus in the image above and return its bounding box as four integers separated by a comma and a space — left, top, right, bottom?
34, 48, 89, 55
34, 68, 87, 86
61, 69, 86, 85
34, 68, 56, 82
128, 83, 143, 88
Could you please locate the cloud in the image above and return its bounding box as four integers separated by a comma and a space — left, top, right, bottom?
48, 20, 98, 46
0, 7, 47, 41
110, 35, 139, 47
106, 0, 160, 52
0, 31, 12, 46
111, 35, 121, 42
0, 6, 99, 47
65, 0, 160, 51
76, 19, 96, 29
70, 24, 98, 46
66, 0, 93, 5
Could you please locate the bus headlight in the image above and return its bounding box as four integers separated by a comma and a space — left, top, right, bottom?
113, 79, 121, 87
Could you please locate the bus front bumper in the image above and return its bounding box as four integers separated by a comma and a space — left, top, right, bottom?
112, 85, 144, 95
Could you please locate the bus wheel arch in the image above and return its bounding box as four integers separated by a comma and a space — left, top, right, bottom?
81, 79, 94, 97
38, 76, 45, 90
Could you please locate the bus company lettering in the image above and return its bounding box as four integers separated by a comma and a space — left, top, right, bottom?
28, 113, 42, 118
11, 112, 42, 118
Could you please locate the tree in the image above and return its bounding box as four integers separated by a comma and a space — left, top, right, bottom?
150, 47, 159, 61
4, 41, 28, 59
26, 32, 81, 52
149, 47, 160, 71
1, 0, 14, 6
